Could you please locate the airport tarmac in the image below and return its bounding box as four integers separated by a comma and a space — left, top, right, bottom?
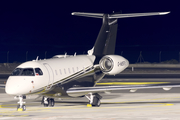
0, 88, 180, 119
1, 73, 180, 119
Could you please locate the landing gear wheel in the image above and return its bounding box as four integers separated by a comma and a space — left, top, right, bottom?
92, 97, 101, 107
44, 103, 48, 107
17, 105, 20, 110
42, 97, 55, 107
49, 98, 55, 107
86, 93, 102, 107
17, 95, 26, 111
22, 105, 26, 111
43, 98, 49, 107
17, 105, 26, 111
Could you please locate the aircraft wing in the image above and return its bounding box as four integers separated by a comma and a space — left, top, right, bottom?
67, 84, 180, 96
0, 84, 5, 89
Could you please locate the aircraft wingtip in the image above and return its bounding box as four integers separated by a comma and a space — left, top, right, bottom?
159, 11, 170, 15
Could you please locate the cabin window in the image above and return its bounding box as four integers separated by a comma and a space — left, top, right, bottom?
59, 69, 62, 75
64, 69, 66, 74
72, 67, 75, 73
68, 68, 71, 74
35, 68, 43, 76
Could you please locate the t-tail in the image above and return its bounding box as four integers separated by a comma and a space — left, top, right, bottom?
72, 11, 170, 58
72, 11, 170, 84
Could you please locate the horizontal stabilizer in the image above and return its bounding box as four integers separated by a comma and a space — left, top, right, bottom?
109, 12, 170, 19
72, 12, 103, 18
72, 12, 170, 19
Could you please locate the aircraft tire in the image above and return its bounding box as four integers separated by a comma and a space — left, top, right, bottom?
44, 98, 49, 107
17, 105, 26, 111
44, 103, 48, 107
17, 105, 20, 110
49, 98, 55, 107
22, 105, 26, 111
92, 97, 101, 107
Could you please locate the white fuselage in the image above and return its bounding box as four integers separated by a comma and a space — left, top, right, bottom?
5, 55, 96, 96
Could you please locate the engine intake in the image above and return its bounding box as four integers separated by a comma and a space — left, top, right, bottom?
99, 55, 129, 75
99, 57, 113, 72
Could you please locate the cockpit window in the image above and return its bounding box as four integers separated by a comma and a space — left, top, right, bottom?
11, 68, 35, 76
35, 68, 43, 75
12, 68, 22, 76
21, 68, 35, 76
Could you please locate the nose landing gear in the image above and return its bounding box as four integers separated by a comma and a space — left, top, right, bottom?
16, 95, 26, 111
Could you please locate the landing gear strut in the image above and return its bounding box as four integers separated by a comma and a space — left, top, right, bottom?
16, 95, 26, 111
42, 97, 55, 107
86, 93, 102, 107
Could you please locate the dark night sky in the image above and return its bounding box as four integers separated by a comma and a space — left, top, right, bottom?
0, 1, 179, 63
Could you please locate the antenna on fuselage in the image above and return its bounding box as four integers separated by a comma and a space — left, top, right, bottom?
36, 56, 39, 61
74, 52, 76, 56
64, 53, 67, 58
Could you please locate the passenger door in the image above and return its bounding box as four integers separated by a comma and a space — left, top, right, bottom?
43, 63, 54, 90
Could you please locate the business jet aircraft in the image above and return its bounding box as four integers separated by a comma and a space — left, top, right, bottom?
5, 11, 178, 111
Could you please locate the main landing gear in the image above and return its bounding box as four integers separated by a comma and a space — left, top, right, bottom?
85, 93, 102, 107
16, 95, 26, 111
41, 97, 55, 107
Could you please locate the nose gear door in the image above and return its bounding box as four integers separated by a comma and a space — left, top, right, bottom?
43, 63, 54, 90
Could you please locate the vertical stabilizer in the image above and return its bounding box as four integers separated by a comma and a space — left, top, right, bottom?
93, 14, 118, 57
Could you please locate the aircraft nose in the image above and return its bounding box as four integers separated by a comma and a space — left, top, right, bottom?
5, 77, 21, 95
5, 76, 32, 95
6, 80, 16, 95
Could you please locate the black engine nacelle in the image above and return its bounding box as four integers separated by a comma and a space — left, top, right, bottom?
99, 55, 129, 75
